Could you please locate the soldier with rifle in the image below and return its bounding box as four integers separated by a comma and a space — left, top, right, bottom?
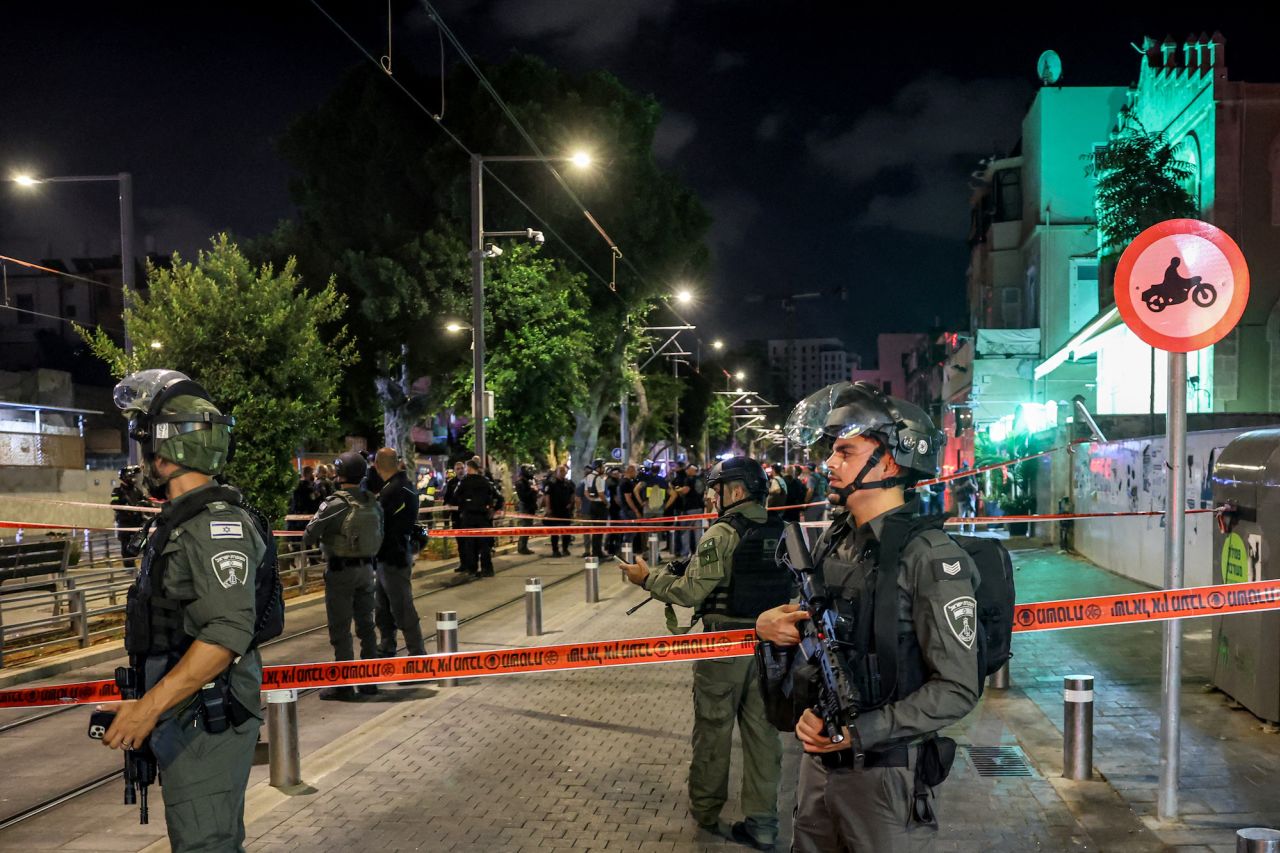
97, 369, 281, 852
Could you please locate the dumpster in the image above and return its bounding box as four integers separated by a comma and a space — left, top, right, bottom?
1210, 428, 1280, 725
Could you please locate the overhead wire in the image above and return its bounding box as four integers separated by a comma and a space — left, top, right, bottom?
309, 0, 617, 295
0, 254, 125, 292
0, 303, 123, 335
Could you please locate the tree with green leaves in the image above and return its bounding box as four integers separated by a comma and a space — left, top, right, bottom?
80, 235, 355, 521
453, 242, 593, 462
1086, 115, 1199, 261
269, 56, 710, 473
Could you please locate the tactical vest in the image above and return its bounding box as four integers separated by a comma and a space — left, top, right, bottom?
817, 527, 929, 713
124, 486, 284, 674
701, 513, 791, 622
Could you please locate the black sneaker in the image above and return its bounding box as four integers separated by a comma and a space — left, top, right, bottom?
319, 686, 355, 701
729, 822, 775, 851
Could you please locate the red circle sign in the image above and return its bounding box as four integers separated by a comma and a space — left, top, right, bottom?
1114, 219, 1249, 352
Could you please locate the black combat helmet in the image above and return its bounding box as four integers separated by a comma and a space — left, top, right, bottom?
705, 456, 769, 513
334, 451, 367, 485
786, 381, 943, 493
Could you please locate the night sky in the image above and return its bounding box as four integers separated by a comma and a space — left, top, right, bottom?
2, 4, 1275, 361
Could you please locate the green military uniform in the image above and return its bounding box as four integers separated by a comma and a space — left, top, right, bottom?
794, 501, 980, 853
644, 501, 782, 845
155, 482, 265, 853
304, 488, 382, 661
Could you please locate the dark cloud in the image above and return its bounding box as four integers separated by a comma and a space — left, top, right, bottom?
808, 74, 1030, 237
653, 112, 697, 162
705, 189, 762, 258
482, 0, 677, 56
756, 112, 783, 142
712, 50, 746, 73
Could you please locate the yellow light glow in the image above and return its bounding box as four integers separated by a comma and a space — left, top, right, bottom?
13, 175, 38, 187
149, 340, 163, 350
711, 340, 724, 350
570, 151, 592, 169
445, 323, 465, 333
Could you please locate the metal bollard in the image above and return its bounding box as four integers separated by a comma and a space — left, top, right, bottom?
988, 661, 1010, 690
525, 577, 543, 636
436, 610, 458, 688
585, 556, 600, 603
1063, 674, 1094, 780
1237, 828, 1280, 852
267, 689, 301, 789
648, 532, 660, 565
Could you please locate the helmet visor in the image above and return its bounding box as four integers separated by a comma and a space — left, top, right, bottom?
784, 382, 852, 447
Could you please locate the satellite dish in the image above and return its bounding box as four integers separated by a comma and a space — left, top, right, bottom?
1037, 50, 1063, 85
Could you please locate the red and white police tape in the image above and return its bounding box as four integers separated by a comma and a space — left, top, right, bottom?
4, 578, 1279, 709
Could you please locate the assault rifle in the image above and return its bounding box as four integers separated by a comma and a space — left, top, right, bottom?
625, 555, 691, 615
776, 522, 858, 745
115, 664, 157, 824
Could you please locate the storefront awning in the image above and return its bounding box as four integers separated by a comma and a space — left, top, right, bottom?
1033, 306, 1121, 380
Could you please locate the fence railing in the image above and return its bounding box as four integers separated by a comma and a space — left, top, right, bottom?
0, 543, 328, 669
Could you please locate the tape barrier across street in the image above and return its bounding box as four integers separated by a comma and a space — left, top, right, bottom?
431, 525, 688, 537
0, 629, 760, 709
7, 579, 1280, 709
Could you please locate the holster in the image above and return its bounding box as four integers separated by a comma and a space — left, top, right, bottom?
912, 735, 956, 824
754, 641, 818, 733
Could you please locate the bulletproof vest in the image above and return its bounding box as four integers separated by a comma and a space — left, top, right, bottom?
124, 485, 284, 672
815, 516, 930, 713
327, 488, 384, 558
702, 512, 792, 622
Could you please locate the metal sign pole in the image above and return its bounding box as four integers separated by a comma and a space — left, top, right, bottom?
1158, 350, 1187, 820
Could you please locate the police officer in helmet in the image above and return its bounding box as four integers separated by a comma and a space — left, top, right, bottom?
111, 465, 147, 568
104, 369, 267, 852
622, 455, 784, 850
756, 381, 981, 852
305, 450, 385, 699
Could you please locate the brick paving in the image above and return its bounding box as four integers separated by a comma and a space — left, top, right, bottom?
7, 539, 1280, 851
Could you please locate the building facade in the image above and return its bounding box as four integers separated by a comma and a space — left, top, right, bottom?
766, 337, 855, 400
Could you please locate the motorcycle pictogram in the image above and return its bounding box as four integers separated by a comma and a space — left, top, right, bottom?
1141, 256, 1218, 313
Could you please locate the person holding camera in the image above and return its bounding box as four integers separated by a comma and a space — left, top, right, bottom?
622, 457, 785, 850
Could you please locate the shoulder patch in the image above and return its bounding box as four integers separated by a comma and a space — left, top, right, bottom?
210, 520, 244, 540
698, 537, 719, 567
943, 596, 978, 649
211, 551, 250, 588
933, 558, 971, 581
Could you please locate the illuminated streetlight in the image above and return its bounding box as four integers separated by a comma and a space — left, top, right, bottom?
445, 321, 471, 333
711, 340, 724, 350
734, 370, 746, 381
570, 151, 593, 169
12, 174, 37, 187
674, 289, 693, 305
149, 340, 163, 350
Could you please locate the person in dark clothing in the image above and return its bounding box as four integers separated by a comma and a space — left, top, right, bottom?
620, 463, 644, 554
582, 459, 608, 558
542, 465, 577, 558
604, 465, 624, 555
289, 466, 321, 522
110, 465, 147, 568
454, 459, 497, 577
443, 461, 465, 529
783, 465, 807, 522
370, 448, 425, 657
515, 465, 540, 555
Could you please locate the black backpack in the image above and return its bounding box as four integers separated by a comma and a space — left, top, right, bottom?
876, 514, 1014, 699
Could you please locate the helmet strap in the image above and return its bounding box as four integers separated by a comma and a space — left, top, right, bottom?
831, 445, 909, 506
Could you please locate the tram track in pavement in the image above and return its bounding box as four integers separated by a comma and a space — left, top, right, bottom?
0, 543, 586, 831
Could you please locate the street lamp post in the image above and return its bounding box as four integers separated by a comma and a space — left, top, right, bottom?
469, 153, 589, 469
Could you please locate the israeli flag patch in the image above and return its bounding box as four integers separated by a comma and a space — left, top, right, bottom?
210, 520, 244, 540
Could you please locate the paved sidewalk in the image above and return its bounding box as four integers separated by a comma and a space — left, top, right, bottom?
7, 540, 1280, 851
236, 543, 1255, 853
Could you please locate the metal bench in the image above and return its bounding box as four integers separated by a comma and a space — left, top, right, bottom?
0, 538, 73, 592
